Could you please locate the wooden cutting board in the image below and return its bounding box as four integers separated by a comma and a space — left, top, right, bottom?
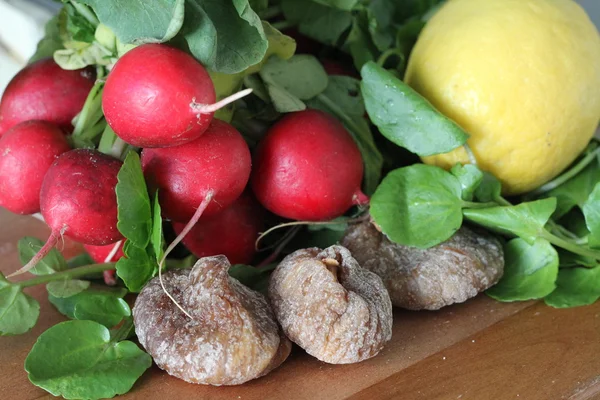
1, 208, 599, 400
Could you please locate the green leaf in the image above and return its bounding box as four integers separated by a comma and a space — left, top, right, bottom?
178, 0, 268, 74
0, 274, 40, 336
73, 296, 131, 328
313, 0, 358, 11
80, 0, 185, 44
307, 75, 383, 195
474, 172, 502, 203
260, 55, 329, 101
361, 61, 469, 156
25, 320, 152, 400
46, 280, 90, 298
463, 198, 557, 244
49, 287, 128, 321
263, 84, 306, 113
64, 3, 97, 43
67, 253, 95, 269
116, 152, 152, 249
346, 13, 377, 71
29, 15, 64, 64
151, 192, 164, 263
546, 160, 600, 219
545, 266, 600, 308
116, 241, 157, 293
18, 237, 67, 276
229, 264, 275, 294
582, 182, 600, 249
54, 41, 114, 70
557, 249, 596, 268
451, 164, 483, 202
281, 0, 353, 46
370, 164, 463, 248
486, 238, 558, 302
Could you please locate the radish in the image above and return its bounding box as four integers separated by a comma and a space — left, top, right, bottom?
84, 241, 124, 286
172, 192, 264, 265
0, 59, 95, 135
10, 149, 123, 277
0, 121, 70, 215
103, 44, 252, 148
321, 59, 359, 78
251, 109, 368, 221
141, 119, 252, 223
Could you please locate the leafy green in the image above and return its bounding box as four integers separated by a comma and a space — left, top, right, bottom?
582, 182, 600, 249
557, 249, 596, 268
18, 237, 67, 276
307, 75, 383, 195
49, 287, 129, 326
229, 264, 275, 294
260, 55, 329, 100
46, 280, 90, 298
313, 0, 359, 11
116, 241, 157, 293
545, 266, 600, 308
346, 12, 377, 70
463, 198, 557, 244
361, 61, 469, 156
0, 274, 40, 336
451, 163, 483, 202
25, 320, 152, 400
64, 2, 97, 43
370, 164, 463, 248
487, 238, 558, 302
474, 172, 502, 203
29, 15, 64, 63
281, 0, 353, 45
546, 160, 600, 219
116, 152, 152, 249
151, 192, 164, 263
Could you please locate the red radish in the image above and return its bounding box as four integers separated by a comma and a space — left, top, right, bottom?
251, 109, 368, 221
282, 28, 323, 55
172, 193, 264, 265
103, 44, 252, 148
9, 149, 123, 277
141, 119, 252, 222
0, 121, 70, 214
321, 59, 359, 78
0, 59, 95, 135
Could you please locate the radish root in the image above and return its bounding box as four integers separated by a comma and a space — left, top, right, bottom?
190, 88, 253, 114
9, 225, 67, 277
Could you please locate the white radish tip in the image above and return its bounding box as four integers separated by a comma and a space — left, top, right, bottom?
190, 88, 253, 115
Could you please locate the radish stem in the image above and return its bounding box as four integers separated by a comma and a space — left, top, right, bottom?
190, 89, 253, 114
9, 226, 67, 277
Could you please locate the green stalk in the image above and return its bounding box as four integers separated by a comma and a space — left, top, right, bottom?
494, 196, 512, 207
17, 263, 115, 289
78, 119, 106, 141
462, 201, 499, 209
376, 48, 404, 68
70, 1, 99, 27
72, 81, 103, 137
541, 230, 600, 262
98, 125, 117, 154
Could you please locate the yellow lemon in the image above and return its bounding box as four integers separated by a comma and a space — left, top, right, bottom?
405, 0, 600, 195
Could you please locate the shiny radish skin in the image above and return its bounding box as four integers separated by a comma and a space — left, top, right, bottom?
103, 44, 216, 148
142, 119, 252, 222
251, 109, 368, 221
84, 242, 125, 263
41, 149, 123, 246
172, 193, 264, 265
0, 121, 70, 215
0, 59, 95, 135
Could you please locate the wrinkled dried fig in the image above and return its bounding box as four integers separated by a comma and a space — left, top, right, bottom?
132, 256, 291, 386
341, 220, 504, 310
269, 245, 392, 364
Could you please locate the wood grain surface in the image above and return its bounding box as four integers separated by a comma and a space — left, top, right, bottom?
0, 209, 599, 400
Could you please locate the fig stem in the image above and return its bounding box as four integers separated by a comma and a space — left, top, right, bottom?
190, 88, 253, 114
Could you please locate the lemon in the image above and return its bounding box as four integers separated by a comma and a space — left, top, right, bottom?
405, 0, 600, 195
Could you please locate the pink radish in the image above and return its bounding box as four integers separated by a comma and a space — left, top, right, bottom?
10, 149, 123, 277
172, 192, 264, 265
141, 119, 252, 223
0, 121, 70, 214
251, 109, 368, 221
0, 59, 95, 135
103, 44, 252, 148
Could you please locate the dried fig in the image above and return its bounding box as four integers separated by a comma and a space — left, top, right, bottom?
269, 245, 392, 364
132, 256, 291, 386
341, 220, 504, 310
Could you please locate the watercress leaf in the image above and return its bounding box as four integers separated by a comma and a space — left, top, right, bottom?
179, 0, 268, 74
0, 274, 40, 336
116, 241, 157, 293
474, 172, 502, 203
281, 0, 353, 46
229, 264, 275, 294
54, 41, 114, 70
116, 152, 152, 249
451, 163, 484, 201
463, 198, 557, 244
558, 209, 590, 238
361, 61, 469, 156
486, 238, 558, 302
546, 160, 600, 219
80, 0, 185, 44
66, 253, 95, 269
544, 266, 600, 308
260, 55, 329, 100
151, 192, 164, 263
74, 296, 131, 328
370, 164, 463, 248
49, 287, 128, 320
557, 249, 596, 268
307, 75, 383, 194
313, 0, 358, 11
264, 84, 306, 113
25, 320, 152, 400
46, 279, 90, 298
250, 0, 268, 12
19, 237, 67, 276
64, 2, 96, 43
29, 15, 64, 64
346, 12, 378, 71
582, 182, 600, 249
